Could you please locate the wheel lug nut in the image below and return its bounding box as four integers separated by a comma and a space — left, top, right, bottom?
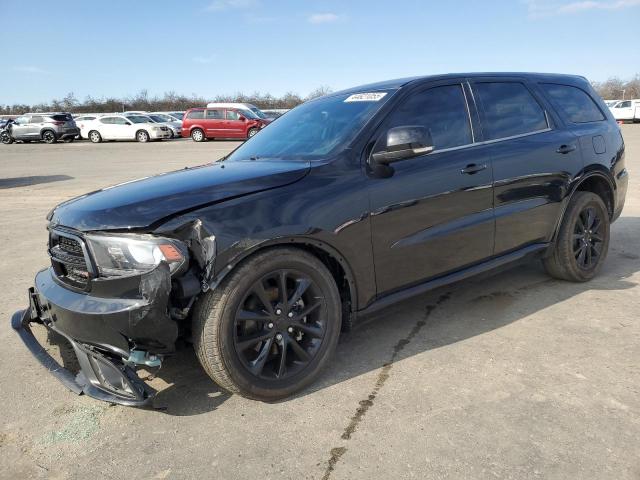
287, 327, 293, 333
267, 322, 274, 329
275, 309, 282, 315
276, 333, 283, 341
287, 312, 294, 318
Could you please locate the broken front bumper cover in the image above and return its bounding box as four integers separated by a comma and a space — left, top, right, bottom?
11, 292, 155, 407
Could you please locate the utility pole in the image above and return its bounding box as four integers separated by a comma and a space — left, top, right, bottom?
622, 89, 626, 101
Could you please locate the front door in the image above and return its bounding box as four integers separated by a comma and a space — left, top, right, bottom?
224, 109, 246, 137
368, 82, 495, 295
111, 117, 134, 139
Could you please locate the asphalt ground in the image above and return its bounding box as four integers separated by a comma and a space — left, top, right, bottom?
0, 129, 638, 479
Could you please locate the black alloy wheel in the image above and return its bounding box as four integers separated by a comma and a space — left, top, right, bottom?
573, 206, 604, 270
543, 191, 610, 282
192, 248, 342, 400
233, 269, 327, 380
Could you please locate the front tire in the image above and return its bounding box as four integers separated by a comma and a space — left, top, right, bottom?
192, 248, 342, 401
543, 191, 610, 282
1, 132, 13, 144
247, 127, 258, 139
191, 128, 205, 142
136, 130, 150, 143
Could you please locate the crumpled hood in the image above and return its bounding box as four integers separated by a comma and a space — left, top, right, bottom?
50, 160, 310, 231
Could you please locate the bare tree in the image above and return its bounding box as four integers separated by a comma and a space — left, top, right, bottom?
1, 86, 334, 115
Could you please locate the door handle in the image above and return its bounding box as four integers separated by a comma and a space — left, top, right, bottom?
460, 163, 487, 175
556, 144, 577, 154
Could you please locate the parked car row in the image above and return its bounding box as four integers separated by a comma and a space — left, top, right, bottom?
1, 104, 289, 145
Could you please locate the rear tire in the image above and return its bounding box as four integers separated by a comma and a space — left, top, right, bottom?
247, 128, 258, 139
192, 248, 342, 400
89, 130, 102, 143
191, 128, 205, 142
42, 130, 57, 144
543, 191, 610, 282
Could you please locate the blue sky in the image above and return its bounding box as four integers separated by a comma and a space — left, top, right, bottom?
1, 0, 639, 104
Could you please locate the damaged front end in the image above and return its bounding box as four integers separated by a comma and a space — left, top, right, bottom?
12, 222, 216, 407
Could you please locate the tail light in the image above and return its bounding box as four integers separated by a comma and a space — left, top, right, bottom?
52, 121, 65, 126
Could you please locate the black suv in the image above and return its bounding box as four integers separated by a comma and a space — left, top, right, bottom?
13, 73, 628, 406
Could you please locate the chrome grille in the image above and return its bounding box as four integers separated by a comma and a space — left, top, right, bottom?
49, 230, 91, 288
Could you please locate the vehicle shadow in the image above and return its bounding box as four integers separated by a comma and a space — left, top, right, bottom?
149, 216, 640, 416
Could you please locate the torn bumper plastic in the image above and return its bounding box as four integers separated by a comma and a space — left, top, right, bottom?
10, 271, 169, 407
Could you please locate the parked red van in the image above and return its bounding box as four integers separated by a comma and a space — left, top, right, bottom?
182, 107, 270, 142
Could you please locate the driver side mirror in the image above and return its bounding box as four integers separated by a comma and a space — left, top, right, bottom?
238, 116, 246, 122
371, 126, 434, 165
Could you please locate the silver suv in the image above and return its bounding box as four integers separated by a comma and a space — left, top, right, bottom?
8, 112, 80, 144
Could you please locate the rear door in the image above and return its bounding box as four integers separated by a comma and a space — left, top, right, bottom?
97, 117, 117, 139
369, 81, 495, 294
25, 115, 44, 139
470, 78, 582, 254
204, 109, 225, 137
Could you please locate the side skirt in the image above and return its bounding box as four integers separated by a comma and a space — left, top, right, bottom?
357, 243, 549, 317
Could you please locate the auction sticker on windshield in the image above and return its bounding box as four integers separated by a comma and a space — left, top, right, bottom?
344, 92, 388, 102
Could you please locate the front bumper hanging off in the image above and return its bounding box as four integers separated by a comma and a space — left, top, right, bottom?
11, 289, 155, 407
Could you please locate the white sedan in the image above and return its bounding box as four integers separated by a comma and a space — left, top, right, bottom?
87, 115, 172, 143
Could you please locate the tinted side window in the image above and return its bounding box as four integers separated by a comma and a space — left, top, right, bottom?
100, 117, 115, 124
113, 117, 130, 125
617, 101, 631, 108
226, 110, 240, 120
540, 84, 604, 123
51, 114, 72, 121
187, 110, 204, 119
385, 84, 473, 150
30, 116, 44, 123
475, 82, 548, 140
206, 109, 224, 119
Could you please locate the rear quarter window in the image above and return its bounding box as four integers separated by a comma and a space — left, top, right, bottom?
540, 84, 605, 123
474, 82, 548, 141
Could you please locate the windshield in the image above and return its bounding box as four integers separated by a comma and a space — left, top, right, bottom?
170, 112, 184, 119
226, 90, 394, 161
250, 107, 268, 119
127, 115, 151, 124
241, 109, 259, 119
149, 114, 170, 122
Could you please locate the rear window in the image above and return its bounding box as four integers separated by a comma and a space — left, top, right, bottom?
474, 82, 548, 140
51, 114, 73, 121
540, 84, 605, 123
187, 110, 204, 119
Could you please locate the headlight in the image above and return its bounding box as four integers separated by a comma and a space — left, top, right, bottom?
86, 233, 187, 277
